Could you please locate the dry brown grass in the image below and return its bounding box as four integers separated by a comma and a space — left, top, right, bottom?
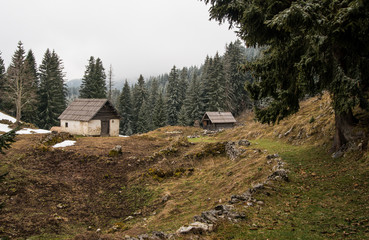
3, 93, 367, 239
220, 93, 335, 147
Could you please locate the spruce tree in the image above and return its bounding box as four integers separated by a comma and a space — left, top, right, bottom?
38, 49, 67, 129
202, 0, 369, 151
79, 57, 107, 98
178, 67, 189, 108
223, 40, 250, 115
79, 57, 95, 98
166, 66, 180, 125
153, 92, 167, 128
177, 104, 189, 126
184, 73, 203, 125
119, 80, 132, 135
131, 75, 147, 133
147, 79, 159, 131
207, 52, 225, 111
199, 56, 212, 113
136, 99, 150, 133
94, 58, 107, 98
22, 50, 39, 125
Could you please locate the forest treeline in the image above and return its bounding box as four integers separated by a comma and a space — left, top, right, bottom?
118, 40, 260, 135
0, 40, 260, 134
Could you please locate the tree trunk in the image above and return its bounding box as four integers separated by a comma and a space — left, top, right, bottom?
332, 109, 357, 152
16, 96, 21, 123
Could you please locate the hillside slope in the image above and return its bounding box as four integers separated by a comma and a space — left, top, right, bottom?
0, 94, 368, 239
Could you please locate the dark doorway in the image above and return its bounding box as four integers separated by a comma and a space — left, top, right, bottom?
101, 120, 109, 136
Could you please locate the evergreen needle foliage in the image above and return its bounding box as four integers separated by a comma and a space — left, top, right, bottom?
202, 0, 369, 150
79, 56, 107, 99
116, 40, 259, 135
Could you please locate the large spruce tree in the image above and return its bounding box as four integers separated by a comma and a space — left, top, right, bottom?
203, 0, 369, 151
166, 66, 181, 125
223, 40, 250, 115
147, 79, 160, 131
184, 72, 203, 125
38, 49, 67, 129
131, 75, 147, 133
22, 50, 39, 124
199, 56, 212, 113
79, 57, 107, 98
153, 92, 167, 128
119, 80, 133, 135
207, 52, 226, 111
136, 99, 149, 133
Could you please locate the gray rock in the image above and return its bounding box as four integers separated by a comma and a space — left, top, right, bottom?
252, 183, 264, 191
151, 231, 167, 239
227, 211, 246, 220
109, 145, 122, 156
194, 210, 219, 224
266, 153, 279, 159
268, 169, 289, 181
226, 141, 241, 161
331, 150, 344, 159
124, 216, 134, 222
229, 193, 251, 203
238, 139, 251, 146
161, 194, 171, 203
177, 222, 214, 234
138, 233, 149, 240
214, 204, 234, 212
114, 145, 122, 151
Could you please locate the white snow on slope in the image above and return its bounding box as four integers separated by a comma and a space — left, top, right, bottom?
0, 112, 16, 123
0, 111, 50, 134
53, 140, 76, 148
0, 123, 13, 133
16, 128, 51, 134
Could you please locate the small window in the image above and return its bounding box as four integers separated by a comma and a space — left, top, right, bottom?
65, 122, 68, 128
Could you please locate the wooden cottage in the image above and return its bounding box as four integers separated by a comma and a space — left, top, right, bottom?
58, 99, 120, 137
201, 112, 236, 130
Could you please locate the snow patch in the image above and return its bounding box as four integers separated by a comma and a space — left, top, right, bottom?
0, 111, 50, 135
16, 128, 51, 135
53, 140, 76, 148
119, 135, 129, 137
0, 112, 16, 123
0, 123, 13, 133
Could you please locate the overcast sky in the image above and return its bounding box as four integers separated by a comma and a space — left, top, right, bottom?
0, 0, 238, 82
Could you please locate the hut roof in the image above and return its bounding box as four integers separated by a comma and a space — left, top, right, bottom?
202, 112, 236, 124
58, 99, 119, 121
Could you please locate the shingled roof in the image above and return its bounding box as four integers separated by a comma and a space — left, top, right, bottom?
202, 112, 236, 124
58, 99, 118, 121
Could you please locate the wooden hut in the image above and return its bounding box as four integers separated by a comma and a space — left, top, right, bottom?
201, 112, 236, 130
58, 99, 120, 136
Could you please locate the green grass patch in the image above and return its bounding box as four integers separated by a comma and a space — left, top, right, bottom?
210, 139, 369, 239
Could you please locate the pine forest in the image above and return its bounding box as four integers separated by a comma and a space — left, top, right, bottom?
0, 40, 260, 135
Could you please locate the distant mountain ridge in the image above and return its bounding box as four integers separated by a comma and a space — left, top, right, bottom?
66, 78, 127, 91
